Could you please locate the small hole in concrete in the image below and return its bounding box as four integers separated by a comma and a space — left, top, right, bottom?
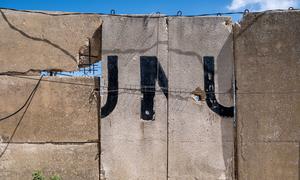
192, 87, 206, 102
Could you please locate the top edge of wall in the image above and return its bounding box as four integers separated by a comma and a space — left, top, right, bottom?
0, 8, 232, 18
238, 9, 300, 24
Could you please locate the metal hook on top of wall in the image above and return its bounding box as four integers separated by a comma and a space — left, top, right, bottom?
177, 10, 182, 16
217, 13, 222, 16
110, 9, 116, 15
243, 9, 250, 16
288, 7, 294, 10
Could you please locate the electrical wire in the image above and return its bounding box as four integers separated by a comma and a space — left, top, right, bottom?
0, 75, 43, 122
0, 76, 43, 159
0, 6, 298, 18
1, 74, 299, 95
2, 7, 298, 18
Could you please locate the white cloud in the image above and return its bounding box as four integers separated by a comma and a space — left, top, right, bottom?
228, 0, 299, 11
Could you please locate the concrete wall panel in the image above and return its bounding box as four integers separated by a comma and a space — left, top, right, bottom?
1, 9, 299, 180
0, 143, 99, 180
100, 16, 168, 180
168, 17, 235, 179
0, 9, 102, 72
0, 76, 98, 142
235, 11, 300, 180
238, 142, 299, 180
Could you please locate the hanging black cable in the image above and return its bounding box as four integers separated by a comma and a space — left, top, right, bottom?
0, 75, 43, 159
0, 75, 43, 121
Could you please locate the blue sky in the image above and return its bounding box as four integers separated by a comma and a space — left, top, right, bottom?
0, 0, 241, 15
1, 0, 298, 16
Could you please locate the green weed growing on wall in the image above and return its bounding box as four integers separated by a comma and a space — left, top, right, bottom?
32, 170, 61, 180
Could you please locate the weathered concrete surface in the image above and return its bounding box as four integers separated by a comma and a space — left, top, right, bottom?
0, 9, 102, 72
100, 15, 168, 179
0, 76, 98, 142
0, 143, 99, 179
235, 11, 300, 180
238, 142, 299, 180
168, 17, 234, 179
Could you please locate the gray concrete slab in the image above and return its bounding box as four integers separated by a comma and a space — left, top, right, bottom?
237, 94, 300, 142
0, 143, 99, 180
0, 9, 102, 72
238, 142, 299, 180
100, 15, 168, 180
235, 11, 300, 93
168, 16, 235, 179
0, 76, 98, 142
235, 11, 300, 180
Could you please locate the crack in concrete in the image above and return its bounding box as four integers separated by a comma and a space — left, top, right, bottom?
0, 68, 77, 75
239, 114, 246, 161
235, 12, 267, 40
0, 9, 77, 63
102, 41, 203, 66
102, 41, 168, 54
169, 48, 203, 65
0, 69, 41, 76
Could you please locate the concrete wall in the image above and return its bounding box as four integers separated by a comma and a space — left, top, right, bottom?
0, 9, 102, 179
0, 9, 102, 72
100, 15, 168, 180
235, 11, 300, 180
1, 8, 300, 180
100, 15, 235, 179
168, 16, 234, 180
0, 76, 100, 179
0, 143, 98, 179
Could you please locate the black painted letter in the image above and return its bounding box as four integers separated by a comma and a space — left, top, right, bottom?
140, 56, 168, 120
203, 56, 233, 117
101, 56, 119, 118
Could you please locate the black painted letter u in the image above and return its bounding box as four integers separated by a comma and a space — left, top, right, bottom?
203, 56, 233, 117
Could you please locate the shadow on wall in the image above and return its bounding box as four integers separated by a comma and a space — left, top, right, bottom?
216, 33, 235, 178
